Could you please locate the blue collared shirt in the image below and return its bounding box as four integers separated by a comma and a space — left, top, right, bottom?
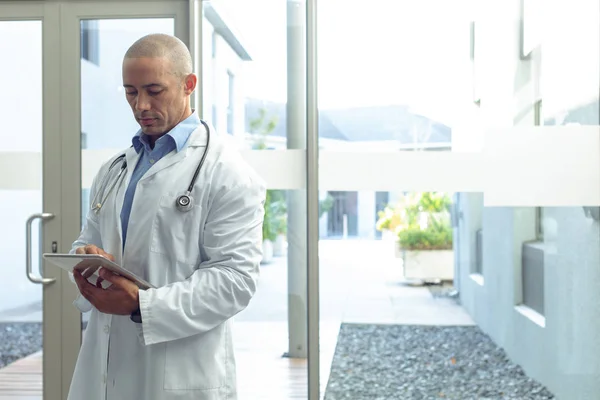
120, 112, 201, 248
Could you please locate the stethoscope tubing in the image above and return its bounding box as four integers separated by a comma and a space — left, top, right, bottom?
92, 120, 210, 214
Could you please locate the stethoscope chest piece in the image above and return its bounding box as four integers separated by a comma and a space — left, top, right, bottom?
176, 193, 194, 212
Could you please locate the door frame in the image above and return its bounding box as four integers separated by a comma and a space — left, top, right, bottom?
0, 1, 68, 398
1, 1, 190, 398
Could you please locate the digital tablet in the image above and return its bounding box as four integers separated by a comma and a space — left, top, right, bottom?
43, 253, 155, 290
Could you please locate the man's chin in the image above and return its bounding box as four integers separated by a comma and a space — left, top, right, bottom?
140, 125, 163, 135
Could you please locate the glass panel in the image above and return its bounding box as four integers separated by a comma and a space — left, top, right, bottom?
203, 1, 309, 398
317, 3, 474, 395
79, 18, 175, 330
0, 20, 43, 396
317, 1, 600, 399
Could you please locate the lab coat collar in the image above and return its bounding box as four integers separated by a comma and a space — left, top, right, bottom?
135, 123, 209, 184
187, 120, 211, 147
132, 111, 200, 153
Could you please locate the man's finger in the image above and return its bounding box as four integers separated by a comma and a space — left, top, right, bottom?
79, 277, 106, 302
98, 268, 129, 287
74, 270, 93, 289
98, 250, 115, 262
73, 270, 94, 302
83, 245, 94, 254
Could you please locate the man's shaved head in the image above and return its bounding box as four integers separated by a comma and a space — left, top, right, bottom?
122, 33, 197, 141
124, 33, 192, 79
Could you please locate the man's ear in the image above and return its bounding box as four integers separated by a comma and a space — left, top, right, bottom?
183, 73, 198, 95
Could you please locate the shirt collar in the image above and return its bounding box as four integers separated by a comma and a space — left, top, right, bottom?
132, 111, 201, 153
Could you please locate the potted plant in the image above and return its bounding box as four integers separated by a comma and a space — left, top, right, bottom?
248, 108, 288, 262
261, 190, 278, 263
269, 190, 287, 257
376, 204, 404, 243
376, 194, 418, 257
388, 192, 454, 282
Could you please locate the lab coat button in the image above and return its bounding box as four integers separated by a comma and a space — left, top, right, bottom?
104, 325, 109, 334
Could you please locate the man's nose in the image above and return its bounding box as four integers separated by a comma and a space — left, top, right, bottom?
135, 93, 151, 111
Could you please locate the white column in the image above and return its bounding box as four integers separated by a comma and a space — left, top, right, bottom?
286, 0, 307, 359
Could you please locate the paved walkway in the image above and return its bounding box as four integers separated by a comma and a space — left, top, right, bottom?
238, 239, 474, 327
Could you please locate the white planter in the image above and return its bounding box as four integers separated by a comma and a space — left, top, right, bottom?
273, 234, 286, 257
401, 249, 454, 281
262, 240, 274, 264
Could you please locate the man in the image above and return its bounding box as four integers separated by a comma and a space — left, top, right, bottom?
68, 33, 266, 400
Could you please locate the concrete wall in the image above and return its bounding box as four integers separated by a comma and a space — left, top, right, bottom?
357, 191, 376, 239
457, 0, 600, 398
204, 22, 246, 141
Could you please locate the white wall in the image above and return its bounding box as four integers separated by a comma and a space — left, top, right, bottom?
457, 0, 600, 398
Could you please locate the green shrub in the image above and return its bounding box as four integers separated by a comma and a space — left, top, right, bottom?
397, 219, 453, 251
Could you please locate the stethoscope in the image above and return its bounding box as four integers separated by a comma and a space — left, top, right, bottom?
91, 120, 210, 214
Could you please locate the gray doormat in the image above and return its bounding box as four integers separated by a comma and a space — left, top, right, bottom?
324, 324, 554, 400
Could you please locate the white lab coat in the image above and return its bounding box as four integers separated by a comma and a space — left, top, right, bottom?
67, 123, 266, 400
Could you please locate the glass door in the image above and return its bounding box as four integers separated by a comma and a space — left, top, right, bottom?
0, 2, 68, 399
58, 0, 189, 385
198, 1, 311, 398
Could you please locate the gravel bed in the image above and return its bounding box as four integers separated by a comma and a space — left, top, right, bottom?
0, 323, 42, 368
324, 324, 554, 400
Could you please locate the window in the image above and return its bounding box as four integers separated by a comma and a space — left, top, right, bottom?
226, 70, 235, 134
80, 20, 99, 65
475, 229, 483, 274
534, 99, 543, 240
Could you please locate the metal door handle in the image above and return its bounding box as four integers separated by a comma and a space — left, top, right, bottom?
26, 213, 56, 285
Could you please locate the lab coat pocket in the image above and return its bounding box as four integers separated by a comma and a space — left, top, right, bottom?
163, 325, 227, 390
151, 193, 202, 265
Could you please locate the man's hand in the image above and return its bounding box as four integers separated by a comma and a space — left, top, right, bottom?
75, 244, 115, 261
74, 268, 140, 315
73, 246, 139, 316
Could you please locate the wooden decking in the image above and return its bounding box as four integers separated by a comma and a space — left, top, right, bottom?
0, 322, 338, 400
0, 351, 42, 399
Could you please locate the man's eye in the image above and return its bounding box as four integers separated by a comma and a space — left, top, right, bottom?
126, 92, 136, 96
149, 91, 162, 96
